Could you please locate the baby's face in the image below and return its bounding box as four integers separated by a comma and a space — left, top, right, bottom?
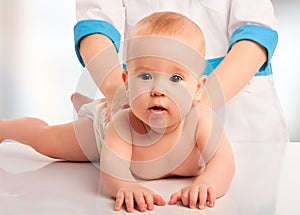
126, 56, 202, 129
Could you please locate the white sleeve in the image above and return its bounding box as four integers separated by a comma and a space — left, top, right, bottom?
74, 0, 126, 66
228, 0, 277, 36
75, 0, 125, 35
226, 0, 278, 70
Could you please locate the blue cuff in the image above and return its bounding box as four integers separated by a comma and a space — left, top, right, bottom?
228, 24, 278, 75
203, 57, 224, 76
74, 20, 121, 67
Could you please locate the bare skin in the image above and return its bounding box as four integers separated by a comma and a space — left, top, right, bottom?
0, 96, 99, 162
0, 12, 243, 213
100, 100, 234, 212
0, 96, 233, 212
202, 40, 267, 107
0, 120, 3, 143
79, 37, 266, 110
71, 92, 93, 113
79, 34, 124, 107
98, 46, 235, 212
0, 90, 234, 212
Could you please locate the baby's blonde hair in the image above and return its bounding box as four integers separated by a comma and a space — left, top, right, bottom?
129, 12, 206, 55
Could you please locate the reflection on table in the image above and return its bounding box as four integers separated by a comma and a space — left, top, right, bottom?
0, 141, 299, 214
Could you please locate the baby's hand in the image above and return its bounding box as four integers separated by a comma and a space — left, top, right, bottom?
114, 185, 166, 213
169, 183, 216, 209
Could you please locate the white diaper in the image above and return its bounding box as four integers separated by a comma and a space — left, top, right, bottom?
78, 99, 109, 154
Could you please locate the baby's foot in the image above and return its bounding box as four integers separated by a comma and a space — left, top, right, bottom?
71, 92, 93, 113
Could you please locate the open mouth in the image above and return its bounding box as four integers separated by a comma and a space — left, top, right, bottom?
149, 105, 167, 113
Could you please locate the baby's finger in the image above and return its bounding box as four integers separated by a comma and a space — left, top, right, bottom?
114, 191, 125, 211
134, 192, 147, 212
152, 193, 166, 206
181, 189, 189, 207
189, 187, 199, 209
169, 191, 181, 205
198, 186, 208, 210
125, 192, 134, 213
207, 187, 216, 208
144, 193, 154, 210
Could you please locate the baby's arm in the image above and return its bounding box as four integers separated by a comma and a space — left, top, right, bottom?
100, 122, 165, 212
169, 105, 235, 209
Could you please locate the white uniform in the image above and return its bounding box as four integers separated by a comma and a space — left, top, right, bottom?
74, 0, 289, 143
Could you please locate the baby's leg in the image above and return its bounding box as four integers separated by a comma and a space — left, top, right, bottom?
0, 117, 99, 161
71, 92, 93, 113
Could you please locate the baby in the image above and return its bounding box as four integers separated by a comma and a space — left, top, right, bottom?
0, 12, 235, 213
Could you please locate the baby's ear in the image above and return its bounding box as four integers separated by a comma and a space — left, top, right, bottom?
194, 76, 207, 102
122, 70, 128, 82
122, 70, 129, 90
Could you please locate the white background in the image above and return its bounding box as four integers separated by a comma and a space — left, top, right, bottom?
0, 0, 299, 141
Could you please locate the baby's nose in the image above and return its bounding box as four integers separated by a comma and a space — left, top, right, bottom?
150, 89, 165, 97
150, 78, 167, 96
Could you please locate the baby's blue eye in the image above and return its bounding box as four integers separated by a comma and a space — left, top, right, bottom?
138, 73, 152, 80
169, 75, 183, 83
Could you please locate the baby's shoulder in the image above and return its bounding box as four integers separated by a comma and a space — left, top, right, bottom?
194, 102, 213, 124
193, 102, 214, 146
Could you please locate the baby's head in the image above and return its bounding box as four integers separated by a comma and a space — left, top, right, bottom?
124, 12, 206, 129
126, 11, 206, 81
128, 11, 205, 56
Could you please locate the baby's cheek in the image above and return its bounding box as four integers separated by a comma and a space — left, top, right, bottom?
128, 78, 152, 106
167, 84, 194, 119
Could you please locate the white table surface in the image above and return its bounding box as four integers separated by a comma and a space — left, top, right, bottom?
0, 141, 299, 215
